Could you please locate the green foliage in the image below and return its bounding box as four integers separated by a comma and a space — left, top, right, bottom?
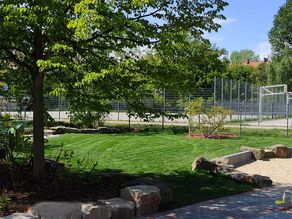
225, 64, 257, 83
0, 123, 32, 164
0, 0, 228, 120
275, 200, 284, 205
266, 47, 292, 88
185, 98, 205, 134
269, 1, 292, 55
229, 49, 260, 64
185, 99, 231, 138
0, 113, 12, 122
145, 37, 228, 92
0, 0, 228, 178
69, 111, 108, 128
44, 111, 56, 127
198, 106, 232, 138
0, 195, 10, 210
256, 63, 269, 86
275, 192, 289, 210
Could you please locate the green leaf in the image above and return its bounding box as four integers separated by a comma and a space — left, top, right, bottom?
275, 200, 284, 205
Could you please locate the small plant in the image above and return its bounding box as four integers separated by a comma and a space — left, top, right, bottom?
275, 192, 292, 210
69, 111, 108, 128
0, 113, 12, 122
185, 99, 232, 138
185, 98, 204, 135
0, 123, 32, 164
0, 194, 11, 210
44, 110, 56, 127
199, 106, 232, 138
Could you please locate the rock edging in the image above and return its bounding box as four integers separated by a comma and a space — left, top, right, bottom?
4, 185, 162, 219
192, 156, 273, 188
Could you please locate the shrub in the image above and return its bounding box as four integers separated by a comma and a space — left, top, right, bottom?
199, 106, 232, 138
185, 98, 204, 135
185, 99, 232, 138
0, 123, 32, 164
44, 111, 56, 127
0, 195, 10, 210
69, 111, 108, 128
0, 113, 12, 122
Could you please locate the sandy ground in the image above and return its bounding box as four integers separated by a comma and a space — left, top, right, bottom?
237, 158, 292, 185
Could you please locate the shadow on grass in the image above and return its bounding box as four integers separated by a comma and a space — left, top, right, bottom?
154, 170, 254, 210
73, 168, 254, 211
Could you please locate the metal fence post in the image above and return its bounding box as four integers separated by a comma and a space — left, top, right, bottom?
214, 76, 216, 106
286, 94, 289, 137
221, 77, 224, 106
240, 101, 243, 137
244, 81, 247, 119
162, 89, 166, 129
58, 94, 61, 119
8, 97, 11, 115
117, 101, 120, 121
237, 80, 240, 120
229, 79, 232, 110
258, 87, 262, 125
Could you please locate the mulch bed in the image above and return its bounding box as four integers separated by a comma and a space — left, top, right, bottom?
186, 133, 238, 139
0, 165, 137, 217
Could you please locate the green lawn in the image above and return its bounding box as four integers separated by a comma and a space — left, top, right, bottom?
46, 129, 292, 208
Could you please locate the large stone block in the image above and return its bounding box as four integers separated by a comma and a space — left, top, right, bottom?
246, 174, 273, 187
217, 151, 254, 166
124, 177, 173, 207
120, 185, 161, 216
81, 203, 111, 219
240, 146, 265, 160
264, 149, 275, 159
272, 145, 289, 158
28, 202, 81, 219
288, 147, 292, 158
4, 213, 38, 219
99, 198, 135, 219
274, 146, 289, 158
226, 172, 248, 183
192, 156, 217, 173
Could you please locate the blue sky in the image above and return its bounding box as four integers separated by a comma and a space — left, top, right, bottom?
205, 0, 287, 59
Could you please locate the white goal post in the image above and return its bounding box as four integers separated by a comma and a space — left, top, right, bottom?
258, 84, 288, 123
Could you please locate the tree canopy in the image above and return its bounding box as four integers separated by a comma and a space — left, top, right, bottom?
267, 46, 292, 88
269, 1, 292, 55
0, 0, 228, 181
229, 49, 260, 64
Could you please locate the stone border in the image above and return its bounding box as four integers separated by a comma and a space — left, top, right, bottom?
194, 144, 292, 188
218, 151, 254, 166
212, 145, 292, 167
4, 185, 162, 219
192, 156, 273, 188
50, 126, 121, 135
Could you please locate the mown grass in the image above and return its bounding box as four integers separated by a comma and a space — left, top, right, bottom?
45, 127, 292, 208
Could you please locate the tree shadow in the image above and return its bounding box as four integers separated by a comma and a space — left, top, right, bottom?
75, 168, 254, 211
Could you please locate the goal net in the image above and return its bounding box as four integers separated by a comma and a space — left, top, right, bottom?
259, 84, 287, 123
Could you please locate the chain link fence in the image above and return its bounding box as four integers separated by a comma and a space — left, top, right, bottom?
1, 78, 292, 129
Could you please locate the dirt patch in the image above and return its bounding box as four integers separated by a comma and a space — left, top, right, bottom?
186, 133, 237, 139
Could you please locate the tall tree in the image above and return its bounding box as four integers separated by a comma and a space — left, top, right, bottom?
229, 49, 260, 64
224, 64, 258, 84
145, 35, 228, 93
269, 1, 292, 55
267, 46, 292, 88
0, 0, 228, 181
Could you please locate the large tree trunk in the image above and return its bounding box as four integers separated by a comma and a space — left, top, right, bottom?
32, 29, 45, 183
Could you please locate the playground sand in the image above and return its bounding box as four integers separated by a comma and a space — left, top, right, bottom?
237, 158, 292, 185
